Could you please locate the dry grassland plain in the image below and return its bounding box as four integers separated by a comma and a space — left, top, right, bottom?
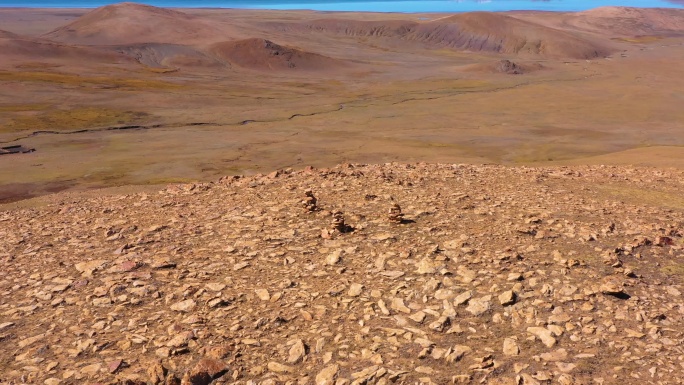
1, 4, 683, 203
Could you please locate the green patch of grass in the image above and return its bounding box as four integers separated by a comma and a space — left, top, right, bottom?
0, 107, 149, 133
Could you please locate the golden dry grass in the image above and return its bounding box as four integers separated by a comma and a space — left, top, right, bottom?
661, 263, 684, 277
0, 103, 49, 112
596, 185, 684, 210
1, 7, 684, 202
612, 36, 664, 43
0, 107, 149, 133
0, 70, 182, 90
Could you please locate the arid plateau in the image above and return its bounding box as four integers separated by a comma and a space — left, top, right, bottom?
0, 3, 684, 385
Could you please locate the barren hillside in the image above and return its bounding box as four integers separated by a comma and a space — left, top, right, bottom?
571, 7, 684, 36
267, 13, 613, 59
0, 32, 131, 65
43, 2, 230, 45
1, 163, 683, 385
509, 7, 684, 38
210, 38, 348, 71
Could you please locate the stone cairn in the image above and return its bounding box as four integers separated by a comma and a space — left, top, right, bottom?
331, 210, 351, 233
388, 203, 404, 224
302, 190, 318, 212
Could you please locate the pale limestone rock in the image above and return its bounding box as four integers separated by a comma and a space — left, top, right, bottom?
391, 297, 411, 313
267, 361, 294, 373
348, 283, 364, 297
454, 291, 472, 306
287, 339, 307, 364
503, 338, 520, 356
466, 296, 491, 316
255, 289, 271, 301
170, 299, 196, 312
416, 258, 437, 275
527, 327, 557, 348
498, 290, 516, 306
316, 364, 339, 385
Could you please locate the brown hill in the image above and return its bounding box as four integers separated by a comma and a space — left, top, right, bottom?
113, 43, 222, 69
290, 18, 418, 38
0, 29, 18, 39
43, 2, 227, 45
413, 13, 611, 59
270, 12, 611, 59
570, 7, 684, 36
210, 38, 345, 71
463, 59, 544, 75
0, 33, 130, 65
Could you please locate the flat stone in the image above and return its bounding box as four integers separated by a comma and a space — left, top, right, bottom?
454, 291, 472, 306
287, 339, 307, 364
503, 338, 520, 356
326, 250, 342, 265
267, 361, 294, 373
391, 297, 411, 313
600, 277, 625, 295
410, 311, 427, 323
348, 283, 364, 297
206, 283, 226, 292
255, 289, 270, 301
527, 327, 557, 348
233, 262, 250, 271
107, 359, 123, 374
80, 363, 101, 377
74, 260, 106, 276
416, 258, 438, 274
316, 364, 339, 385
185, 357, 228, 385
466, 296, 491, 316
170, 299, 196, 312
498, 290, 516, 306
0, 322, 15, 331
540, 348, 568, 362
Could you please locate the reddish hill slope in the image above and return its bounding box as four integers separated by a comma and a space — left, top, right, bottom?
43, 2, 227, 45
414, 13, 611, 59
268, 12, 611, 59
0, 32, 130, 66
210, 38, 346, 71
570, 7, 684, 36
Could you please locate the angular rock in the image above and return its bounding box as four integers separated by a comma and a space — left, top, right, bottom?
498, 290, 516, 306
466, 296, 491, 316
255, 289, 271, 301
503, 338, 520, 356
170, 299, 197, 312
267, 361, 294, 373
348, 283, 364, 297
287, 339, 307, 364
316, 364, 339, 385
527, 327, 557, 348
183, 358, 228, 385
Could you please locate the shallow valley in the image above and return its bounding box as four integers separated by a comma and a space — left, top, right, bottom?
1, 5, 684, 202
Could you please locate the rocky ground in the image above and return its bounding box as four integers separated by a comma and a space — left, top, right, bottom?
1, 163, 683, 385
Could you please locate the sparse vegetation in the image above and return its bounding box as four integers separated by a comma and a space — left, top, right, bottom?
0, 70, 182, 90
0, 107, 149, 133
